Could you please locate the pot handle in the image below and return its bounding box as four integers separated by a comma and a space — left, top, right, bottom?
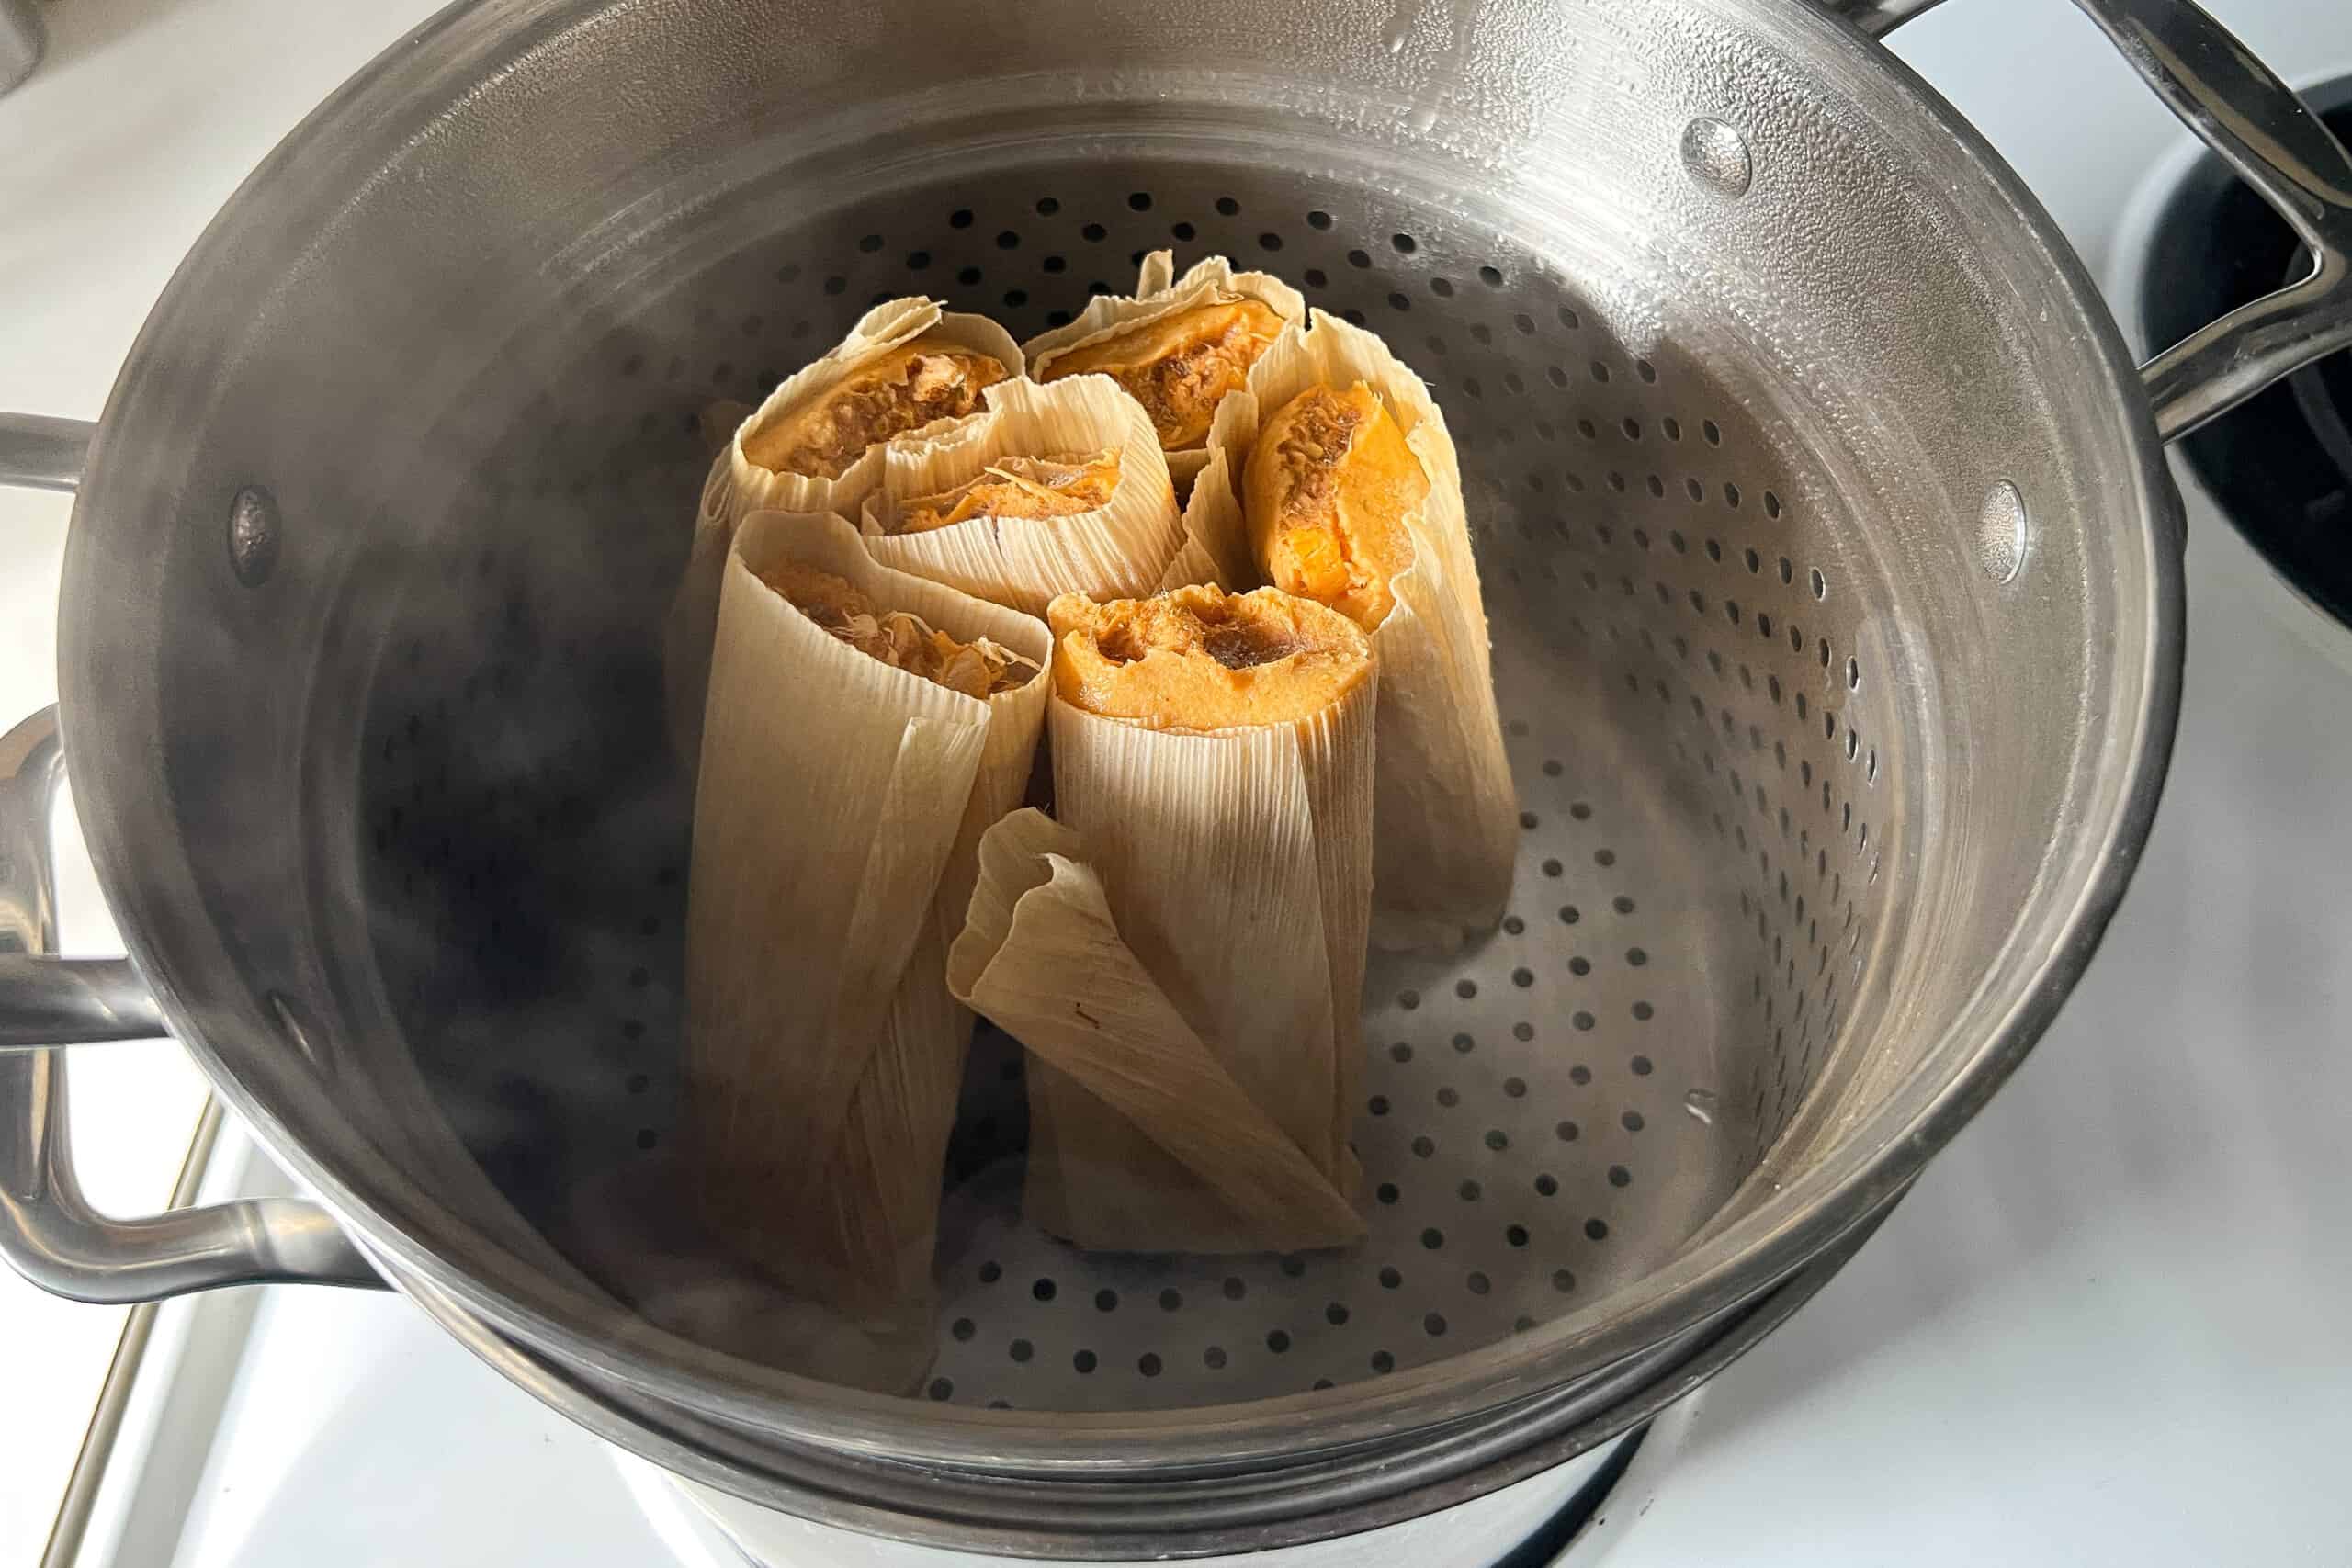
0, 413, 94, 492
1831, 0, 2352, 443
1, 706, 383, 1302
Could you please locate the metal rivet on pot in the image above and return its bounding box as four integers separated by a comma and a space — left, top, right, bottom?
1978, 479, 2028, 583
227, 485, 281, 587
1680, 118, 1752, 198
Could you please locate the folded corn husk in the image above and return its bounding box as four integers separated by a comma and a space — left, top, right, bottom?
948, 587, 1374, 1251
857, 374, 1184, 615
666, 300, 1024, 763
686, 509, 1049, 1314
1187, 310, 1518, 951
949, 809, 1365, 1252
1023, 252, 1305, 495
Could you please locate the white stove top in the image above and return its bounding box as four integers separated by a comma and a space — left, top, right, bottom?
9, 2, 2352, 1564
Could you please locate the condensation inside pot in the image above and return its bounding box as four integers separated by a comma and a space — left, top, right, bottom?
353, 163, 1895, 1413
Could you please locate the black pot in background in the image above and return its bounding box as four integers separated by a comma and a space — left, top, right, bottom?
2140, 76, 2352, 631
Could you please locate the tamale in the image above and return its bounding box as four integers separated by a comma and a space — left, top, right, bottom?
1024, 253, 1304, 495
685, 510, 1048, 1317
859, 374, 1186, 615
949, 585, 1373, 1252
666, 299, 1023, 761
729, 302, 1020, 513
1188, 310, 1518, 950
741, 336, 1007, 479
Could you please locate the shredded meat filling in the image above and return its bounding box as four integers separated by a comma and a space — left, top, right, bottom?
1042, 299, 1283, 451
1121, 319, 1271, 447
743, 339, 1008, 480
896, 449, 1123, 536
1244, 382, 1425, 632
764, 564, 1035, 698
1257, 388, 1365, 524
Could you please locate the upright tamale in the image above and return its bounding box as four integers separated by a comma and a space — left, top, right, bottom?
1024, 253, 1304, 498
667, 299, 1023, 761
857, 374, 1186, 615
949, 585, 1372, 1253
686, 510, 1048, 1316
1186, 310, 1518, 950
726, 299, 1021, 516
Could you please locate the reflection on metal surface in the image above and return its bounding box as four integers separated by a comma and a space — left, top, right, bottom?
1977, 480, 2029, 584
2136, 73, 2352, 634
226, 486, 282, 589
2066, 0, 2352, 440
0, 959, 164, 1050
1679, 118, 1754, 198
1806, 0, 1951, 38
0, 710, 164, 1047
0, 415, 94, 494
39, 1099, 225, 1568
0, 708, 381, 1303
1, 1021, 383, 1302
0, 706, 63, 958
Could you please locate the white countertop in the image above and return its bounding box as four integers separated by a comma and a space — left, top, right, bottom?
8, 0, 2352, 1563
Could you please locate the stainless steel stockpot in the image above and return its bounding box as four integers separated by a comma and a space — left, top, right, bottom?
4, 0, 2346, 1557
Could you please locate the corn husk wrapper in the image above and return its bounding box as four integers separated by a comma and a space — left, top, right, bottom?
722, 298, 1023, 523
950, 652, 1373, 1253
857, 375, 1184, 615
665, 300, 1023, 762
686, 509, 1049, 1315
1187, 310, 1517, 951
949, 809, 1364, 1252
1023, 252, 1304, 496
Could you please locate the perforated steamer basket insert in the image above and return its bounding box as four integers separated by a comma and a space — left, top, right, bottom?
352, 156, 1910, 1416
